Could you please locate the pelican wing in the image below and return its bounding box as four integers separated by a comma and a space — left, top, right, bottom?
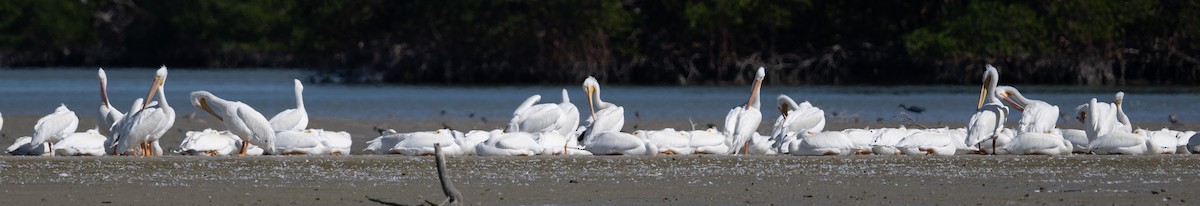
269, 108, 309, 131
1018, 102, 1059, 134
587, 106, 625, 135
32, 109, 79, 145
1006, 133, 1065, 152
237, 106, 277, 154
512, 104, 561, 133
965, 104, 1005, 147
897, 131, 951, 148
1087, 132, 1147, 150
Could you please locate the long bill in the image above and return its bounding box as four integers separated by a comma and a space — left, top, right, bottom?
586, 86, 597, 122
746, 77, 762, 110
142, 76, 163, 109
199, 98, 224, 121
1000, 92, 1025, 112
976, 76, 990, 110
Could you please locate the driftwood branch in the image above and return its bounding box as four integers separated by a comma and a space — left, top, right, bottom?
434, 143, 463, 205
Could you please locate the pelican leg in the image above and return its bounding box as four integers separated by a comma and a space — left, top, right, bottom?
991, 139, 997, 155
48, 143, 55, 156
743, 141, 750, 155
236, 142, 248, 157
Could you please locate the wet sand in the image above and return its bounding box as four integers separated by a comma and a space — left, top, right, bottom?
1, 155, 1198, 205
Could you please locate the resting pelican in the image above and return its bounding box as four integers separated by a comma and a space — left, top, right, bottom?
454, 130, 495, 155
1004, 130, 1071, 155
313, 129, 352, 155
53, 129, 108, 156
31, 104, 79, 155
97, 68, 125, 136
392, 129, 463, 156
269, 79, 308, 131
895, 129, 958, 156
509, 89, 580, 138
636, 129, 693, 155
274, 130, 329, 155
994, 86, 1059, 133
688, 127, 731, 154
870, 127, 915, 155
725, 67, 765, 155
584, 131, 656, 155
1075, 98, 1122, 140
843, 128, 878, 154
769, 94, 826, 154
1059, 129, 1090, 153
7, 136, 50, 156
191, 91, 277, 156
745, 132, 777, 155
112, 67, 175, 156
1088, 130, 1149, 155
537, 130, 590, 155
1179, 131, 1197, 154
364, 129, 402, 154
965, 65, 1008, 154
176, 129, 240, 156
1145, 128, 1178, 154
476, 130, 542, 156
789, 131, 856, 156
580, 77, 624, 146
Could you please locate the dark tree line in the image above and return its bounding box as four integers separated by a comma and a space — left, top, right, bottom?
1, 0, 1198, 85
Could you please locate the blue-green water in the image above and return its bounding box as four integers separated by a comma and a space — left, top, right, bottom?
0, 68, 1197, 126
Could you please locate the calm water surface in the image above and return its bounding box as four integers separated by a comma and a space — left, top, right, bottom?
1, 68, 1198, 126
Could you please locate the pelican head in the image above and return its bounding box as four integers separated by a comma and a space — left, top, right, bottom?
995, 86, 1025, 112
977, 65, 1000, 110
747, 67, 766, 110
776, 94, 798, 117
190, 91, 224, 121
293, 79, 304, 93
1114, 91, 1125, 106
583, 76, 600, 121
143, 66, 169, 109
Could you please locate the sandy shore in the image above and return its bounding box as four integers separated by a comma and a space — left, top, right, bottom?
0, 155, 1197, 205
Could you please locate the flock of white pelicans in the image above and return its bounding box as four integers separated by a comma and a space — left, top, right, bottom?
2, 65, 1198, 157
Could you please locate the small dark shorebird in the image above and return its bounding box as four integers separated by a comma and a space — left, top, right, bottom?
897, 104, 925, 114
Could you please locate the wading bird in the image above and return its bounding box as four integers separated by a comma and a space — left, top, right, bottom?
579, 77, 625, 147
964, 65, 1008, 154
724, 67, 765, 155
97, 68, 125, 136
112, 67, 175, 156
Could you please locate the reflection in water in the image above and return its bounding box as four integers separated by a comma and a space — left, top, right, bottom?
0, 68, 1196, 126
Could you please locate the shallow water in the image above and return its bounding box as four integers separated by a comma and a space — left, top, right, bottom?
1, 68, 1198, 126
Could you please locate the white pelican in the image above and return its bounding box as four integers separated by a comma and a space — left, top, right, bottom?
269, 79, 308, 131
789, 131, 856, 156
895, 129, 958, 156
7, 136, 50, 156
995, 86, 1059, 133
1088, 130, 1149, 155
769, 94, 825, 153
688, 127, 731, 154
313, 129, 352, 155
976, 128, 1015, 154
965, 65, 1008, 154
273, 130, 329, 155
724, 67, 765, 155
476, 130, 542, 156
191, 90, 277, 156
536, 130, 590, 155
1004, 130, 1071, 155
636, 129, 693, 155
1059, 129, 1090, 153
843, 128, 878, 154
870, 127, 915, 155
31, 104, 79, 155
176, 129, 239, 156
1179, 131, 1197, 154
580, 77, 624, 146
1145, 128, 1178, 154
746, 132, 777, 155
584, 131, 656, 155
112, 67, 175, 156
392, 129, 463, 156
364, 129, 402, 155
509, 89, 580, 138
97, 68, 125, 136
455, 130, 495, 155
52, 128, 108, 156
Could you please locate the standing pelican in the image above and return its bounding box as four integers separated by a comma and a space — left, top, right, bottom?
724, 67, 765, 155
580, 77, 624, 146
769, 94, 825, 153
191, 91, 277, 156
964, 65, 1008, 154
269, 79, 308, 131
112, 67, 175, 156
31, 104, 79, 155
97, 68, 125, 136
508, 89, 580, 137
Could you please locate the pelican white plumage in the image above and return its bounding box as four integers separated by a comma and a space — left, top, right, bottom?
895, 129, 958, 156
312, 129, 352, 155
176, 129, 240, 156
191, 91, 277, 156
994, 86, 1059, 133
635, 129, 691, 155
976, 128, 1015, 154
1145, 128, 1178, 154
688, 127, 731, 154
746, 132, 777, 155
391, 129, 463, 156
1180, 131, 1198, 154
1004, 130, 1071, 155
31, 104, 79, 155
789, 131, 856, 156
476, 130, 542, 156
725, 67, 766, 155
52, 128, 108, 156
455, 130, 495, 155
580, 77, 624, 146
964, 65, 1008, 153
7, 136, 50, 156
273, 130, 329, 155
509, 89, 581, 138
1059, 129, 1090, 153
584, 131, 656, 155
97, 68, 125, 136
1085, 92, 1147, 155
843, 128, 878, 154
769, 94, 825, 153
364, 129, 402, 154
269, 79, 308, 132
112, 67, 175, 156
0, 112, 4, 135
536, 130, 590, 155
1088, 130, 1149, 155
870, 127, 915, 155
